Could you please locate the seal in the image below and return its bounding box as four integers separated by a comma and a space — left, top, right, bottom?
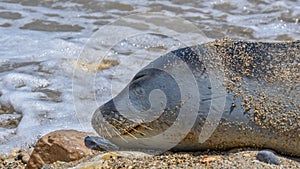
92, 39, 300, 157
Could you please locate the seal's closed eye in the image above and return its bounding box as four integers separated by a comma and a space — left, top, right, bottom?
132, 73, 146, 81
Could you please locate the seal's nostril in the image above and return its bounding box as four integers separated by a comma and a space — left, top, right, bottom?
99, 100, 115, 111
99, 101, 117, 118
98, 100, 124, 122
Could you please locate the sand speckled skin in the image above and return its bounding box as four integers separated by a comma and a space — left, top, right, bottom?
92, 39, 299, 157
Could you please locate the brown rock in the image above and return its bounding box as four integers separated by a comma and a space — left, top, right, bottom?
26, 130, 98, 169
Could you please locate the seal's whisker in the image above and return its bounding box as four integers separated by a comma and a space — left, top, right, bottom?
111, 118, 122, 124
136, 120, 153, 131
121, 128, 138, 140
111, 126, 128, 143
111, 125, 121, 134
139, 124, 153, 131
99, 124, 105, 136
128, 126, 146, 136
104, 126, 112, 138
98, 127, 102, 135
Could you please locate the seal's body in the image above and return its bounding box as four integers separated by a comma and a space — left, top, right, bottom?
92, 39, 299, 156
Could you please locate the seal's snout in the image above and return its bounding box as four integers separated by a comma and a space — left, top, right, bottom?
94, 99, 121, 121
91, 99, 121, 137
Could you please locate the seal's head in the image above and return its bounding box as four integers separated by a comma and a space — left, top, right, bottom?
92, 62, 183, 140
92, 47, 209, 151
92, 46, 204, 142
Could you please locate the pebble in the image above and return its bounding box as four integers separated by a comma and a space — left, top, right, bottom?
242, 153, 251, 157
256, 150, 280, 165
21, 152, 30, 164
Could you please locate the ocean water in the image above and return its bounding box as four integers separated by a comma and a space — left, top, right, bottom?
0, 0, 299, 155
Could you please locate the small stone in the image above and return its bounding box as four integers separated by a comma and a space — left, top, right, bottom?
21, 152, 30, 164
16, 154, 23, 160
16, 151, 30, 164
101, 152, 120, 160
243, 153, 251, 157
128, 165, 134, 169
256, 150, 280, 165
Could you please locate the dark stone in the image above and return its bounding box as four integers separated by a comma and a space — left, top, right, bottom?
85, 136, 119, 151
257, 150, 280, 165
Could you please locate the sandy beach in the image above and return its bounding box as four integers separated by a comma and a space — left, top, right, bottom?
1, 148, 299, 168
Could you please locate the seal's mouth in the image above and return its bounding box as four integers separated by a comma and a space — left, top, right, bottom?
92, 99, 153, 140
93, 97, 184, 143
